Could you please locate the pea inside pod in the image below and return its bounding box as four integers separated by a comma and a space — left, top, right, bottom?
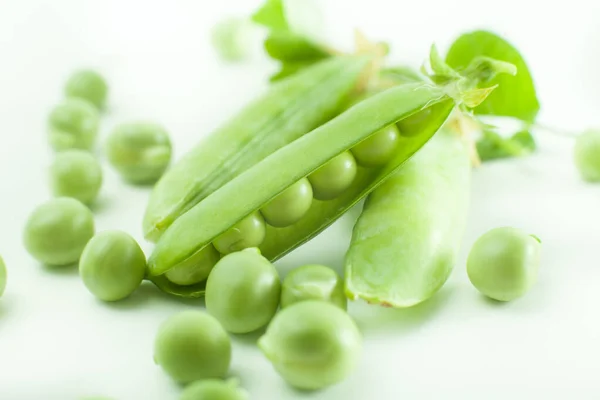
148, 83, 456, 297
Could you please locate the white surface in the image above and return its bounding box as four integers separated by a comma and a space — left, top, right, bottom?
1, 1, 600, 399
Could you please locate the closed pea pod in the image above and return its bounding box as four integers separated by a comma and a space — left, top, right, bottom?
147, 83, 456, 297
345, 128, 471, 307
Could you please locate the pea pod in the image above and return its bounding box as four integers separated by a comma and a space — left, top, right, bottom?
147, 83, 456, 297
345, 127, 471, 308
143, 56, 371, 241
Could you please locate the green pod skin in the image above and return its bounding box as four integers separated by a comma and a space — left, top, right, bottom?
467, 227, 541, 302
180, 379, 247, 400
147, 83, 455, 297
23, 198, 95, 266
164, 245, 220, 285
50, 149, 103, 205
143, 56, 373, 241
213, 212, 266, 254
154, 310, 231, 384
574, 129, 600, 182
258, 300, 362, 391
0, 256, 6, 297
205, 248, 281, 334
308, 151, 357, 200
79, 230, 146, 301
351, 125, 400, 167
260, 178, 313, 227
48, 98, 99, 152
106, 122, 172, 184
64, 70, 108, 110
281, 264, 346, 310
345, 129, 471, 308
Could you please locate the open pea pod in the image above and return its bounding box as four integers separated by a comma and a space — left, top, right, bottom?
143, 55, 371, 241
147, 83, 456, 297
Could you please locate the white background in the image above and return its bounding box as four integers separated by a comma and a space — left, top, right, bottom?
1, 1, 600, 399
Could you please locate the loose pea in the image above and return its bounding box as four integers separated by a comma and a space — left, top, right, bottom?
351, 125, 400, 167
260, 178, 312, 227
308, 151, 357, 200
164, 245, 220, 286
574, 129, 600, 182
48, 98, 99, 151
23, 198, 95, 266
79, 230, 146, 301
180, 379, 247, 400
213, 212, 266, 254
467, 227, 542, 302
50, 149, 103, 205
281, 264, 346, 310
154, 310, 231, 384
205, 248, 281, 333
0, 256, 6, 297
64, 69, 108, 110
258, 300, 362, 390
105, 122, 172, 184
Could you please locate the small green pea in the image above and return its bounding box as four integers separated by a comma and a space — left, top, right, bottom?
180, 379, 247, 400
210, 18, 253, 62
396, 108, 432, 137
50, 149, 103, 205
64, 69, 108, 110
467, 227, 542, 302
351, 125, 400, 167
574, 129, 600, 182
213, 212, 266, 254
258, 300, 362, 390
0, 256, 6, 298
154, 310, 231, 384
79, 230, 146, 301
23, 198, 95, 266
281, 264, 346, 310
260, 178, 313, 227
308, 151, 357, 200
105, 122, 172, 184
48, 98, 99, 151
164, 245, 220, 286
205, 248, 281, 334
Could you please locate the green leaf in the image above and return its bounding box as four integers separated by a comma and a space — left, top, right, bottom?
264, 31, 330, 62
430, 44, 461, 78
476, 129, 536, 161
252, 0, 289, 31
446, 30, 539, 123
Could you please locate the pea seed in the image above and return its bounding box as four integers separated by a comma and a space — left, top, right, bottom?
165, 245, 220, 286
213, 212, 266, 254
281, 264, 346, 309
180, 379, 247, 400
50, 149, 103, 205
260, 179, 313, 227
64, 69, 108, 110
351, 125, 400, 167
48, 98, 99, 152
308, 151, 357, 200
574, 129, 600, 182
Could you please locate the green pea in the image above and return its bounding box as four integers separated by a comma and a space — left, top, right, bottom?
105, 122, 172, 184
48, 98, 99, 152
23, 198, 95, 266
281, 264, 346, 310
0, 256, 6, 298
258, 300, 362, 390
164, 245, 220, 286
64, 70, 108, 110
467, 227, 542, 302
213, 212, 266, 254
574, 129, 600, 182
308, 151, 357, 200
154, 310, 231, 384
260, 178, 312, 227
396, 108, 432, 137
50, 149, 103, 205
79, 230, 146, 301
205, 248, 281, 333
351, 125, 400, 167
180, 379, 247, 400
